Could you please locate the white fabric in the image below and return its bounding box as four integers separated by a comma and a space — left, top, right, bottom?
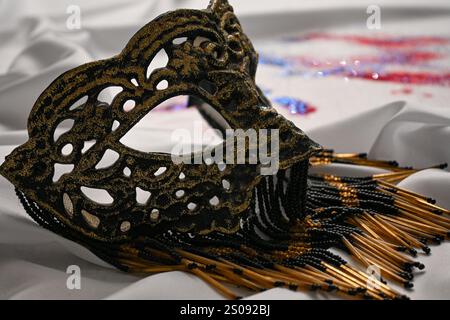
1, 0, 450, 300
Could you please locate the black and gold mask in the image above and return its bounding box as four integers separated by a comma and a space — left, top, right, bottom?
1, 0, 449, 300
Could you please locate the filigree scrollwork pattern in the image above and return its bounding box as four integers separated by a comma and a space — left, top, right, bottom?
0, 0, 320, 242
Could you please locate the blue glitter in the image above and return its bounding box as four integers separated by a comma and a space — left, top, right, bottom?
258, 54, 289, 67
274, 97, 312, 114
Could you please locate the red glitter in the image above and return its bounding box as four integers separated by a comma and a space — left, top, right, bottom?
290, 51, 442, 69
270, 33, 450, 87
298, 33, 450, 48
354, 51, 442, 65
357, 71, 450, 86
391, 87, 413, 95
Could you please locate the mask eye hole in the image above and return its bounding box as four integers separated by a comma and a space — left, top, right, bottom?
119, 95, 228, 154
119, 96, 188, 153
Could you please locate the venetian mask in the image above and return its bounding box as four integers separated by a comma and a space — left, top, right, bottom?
2, 0, 447, 300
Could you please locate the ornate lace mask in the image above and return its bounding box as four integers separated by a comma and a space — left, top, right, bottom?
2, 0, 448, 300
0, 0, 320, 240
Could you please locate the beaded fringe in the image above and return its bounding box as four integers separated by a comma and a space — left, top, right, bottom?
16, 150, 450, 300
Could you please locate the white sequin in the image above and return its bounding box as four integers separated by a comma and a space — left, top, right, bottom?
63, 193, 74, 217
120, 221, 131, 232
150, 209, 160, 222
81, 210, 100, 229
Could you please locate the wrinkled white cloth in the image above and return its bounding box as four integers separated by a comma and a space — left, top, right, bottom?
1, 0, 450, 300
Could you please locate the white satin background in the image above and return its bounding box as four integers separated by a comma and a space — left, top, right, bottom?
0, 0, 450, 299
